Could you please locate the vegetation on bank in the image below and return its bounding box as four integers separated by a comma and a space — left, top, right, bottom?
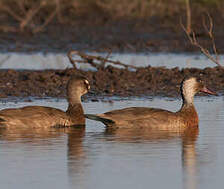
0, 0, 223, 33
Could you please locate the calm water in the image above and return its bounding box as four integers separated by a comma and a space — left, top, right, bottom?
0, 52, 222, 70
0, 96, 223, 189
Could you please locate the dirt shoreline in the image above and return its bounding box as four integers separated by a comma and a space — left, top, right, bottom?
0, 67, 223, 99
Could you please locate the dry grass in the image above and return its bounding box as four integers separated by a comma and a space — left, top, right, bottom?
0, 0, 223, 33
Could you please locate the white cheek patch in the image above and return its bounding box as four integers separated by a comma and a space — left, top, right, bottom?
184, 78, 196, 92
84, 80, 90, 90
183, 78, 197, 103
84, 80, 89, 85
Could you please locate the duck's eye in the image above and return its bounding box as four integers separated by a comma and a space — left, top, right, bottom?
196, 78, 202, 83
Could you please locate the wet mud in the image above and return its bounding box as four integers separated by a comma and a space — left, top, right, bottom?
0, 66, 223, 99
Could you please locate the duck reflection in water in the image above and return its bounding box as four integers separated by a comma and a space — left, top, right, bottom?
66, 124, 199, 189
0, 125, 86, 186
105, 126, 199, 189
0, 126, 85, 149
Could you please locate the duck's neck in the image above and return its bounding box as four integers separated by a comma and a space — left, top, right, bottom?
68, 92, 82, 105
66, 102, 85, 126
177, 99, 198, 127
180, 102, 196, 113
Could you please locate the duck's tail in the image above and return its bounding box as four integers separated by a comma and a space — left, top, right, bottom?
85, 114, 114, 126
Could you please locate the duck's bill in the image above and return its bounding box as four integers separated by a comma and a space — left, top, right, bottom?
200, 86, 218, 95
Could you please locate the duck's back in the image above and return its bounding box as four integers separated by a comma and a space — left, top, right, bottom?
99, 107, 184, 129
0, 106, 72, 128
103, 107, 173, 118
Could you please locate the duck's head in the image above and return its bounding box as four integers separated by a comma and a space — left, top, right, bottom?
181, 76, 217, 104
67, 75, 90, 104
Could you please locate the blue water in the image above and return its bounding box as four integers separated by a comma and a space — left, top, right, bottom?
0, 96, 223, 189
0, 52, 221, 70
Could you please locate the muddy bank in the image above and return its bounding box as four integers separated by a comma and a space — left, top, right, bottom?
0, 67, 223, 99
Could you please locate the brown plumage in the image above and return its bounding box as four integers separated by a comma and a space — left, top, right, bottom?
0, 75, 90, 128
85, 77, 217, 130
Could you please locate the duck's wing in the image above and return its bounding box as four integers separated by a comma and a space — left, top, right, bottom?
103, 107, 173, 119
85, 107, 175, 127
0, 106, 69, 127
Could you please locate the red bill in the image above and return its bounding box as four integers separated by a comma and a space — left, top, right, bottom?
200, 86, 218, 96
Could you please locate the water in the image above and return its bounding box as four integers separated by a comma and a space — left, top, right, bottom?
0, 96, 223, 189
0, 52, 222, 70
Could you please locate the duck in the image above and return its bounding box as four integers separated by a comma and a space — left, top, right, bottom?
0, 75, 90, 128
85, 76, 217, 130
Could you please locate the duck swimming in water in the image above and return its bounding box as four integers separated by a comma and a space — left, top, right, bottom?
0, 75, 90, 128
85, 77, 217, 130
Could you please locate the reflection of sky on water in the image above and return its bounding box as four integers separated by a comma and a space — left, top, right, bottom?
0, 96, 223, 189
0, 52, 222, 70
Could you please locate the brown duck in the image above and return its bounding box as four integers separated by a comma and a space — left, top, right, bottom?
85, 77, 217, 130
0, 75, 90, 128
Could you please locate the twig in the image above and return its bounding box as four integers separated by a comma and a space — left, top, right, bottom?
0, 0, 56, 33
0, 25, 18, 32
202, 13, 220, 63
55, 0, 64, 23
0, 3, 23, 22
67, 50, 77, 69
181, 15, 222, 67
67, 50, 138, 70
20, 1, 45, 32
32, 9, 56, 33
16, 0, 26, 15
0, 55, 10, 66
101, 50, 112, 68
185, 0, 192, 34
67, 50, 102, 69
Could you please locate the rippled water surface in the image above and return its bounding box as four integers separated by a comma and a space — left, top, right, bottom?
0, 97, 224, 189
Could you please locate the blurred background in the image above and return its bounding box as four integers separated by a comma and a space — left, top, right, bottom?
0, 0, 223, 53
